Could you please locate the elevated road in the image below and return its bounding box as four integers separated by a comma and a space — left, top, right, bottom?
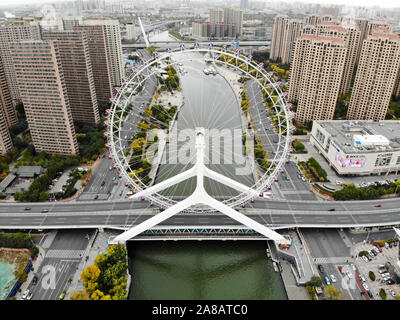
0, 197, 399, 230
123, 40, 270, 50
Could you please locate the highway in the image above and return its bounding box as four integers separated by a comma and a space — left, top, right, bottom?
0, 196, 400, 230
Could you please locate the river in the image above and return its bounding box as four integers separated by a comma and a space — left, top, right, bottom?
128, 241, 287, 300
154, 52, 254, 197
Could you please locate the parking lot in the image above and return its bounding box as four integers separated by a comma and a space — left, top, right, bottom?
352, 241, 400, 300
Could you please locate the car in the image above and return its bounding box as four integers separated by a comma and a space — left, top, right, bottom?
346, 271, 352, 278
24, 207, 31, 211
374, 204, 382, 207
376, 246, 382, 253
362, 256, 369, 263
32, 275, 38, 285
389, 242, 393, 248
385, 243, 390, 249
363, 283, 369, 291
301, 177, 306, 181
330, 274, 337, 283
370, 249, 377, 256
21, 289, 30, 299
366, 255, 372, 261
318, 264, 325, 274
41, 209, 49, 213
112, 176, 116, 181
59, 293, 65, 300
338, 266, 344, 274
386, 279, 395, 285
359, 274, 367, 282
394, 241, 398, 247
350, 263, 357, 271
328, 208, 336, 211
26, 292, 33, 300
379, 269, 388, 274
368, 250, 375, 258
324, 276, 331, 285
389, 290, 397, 297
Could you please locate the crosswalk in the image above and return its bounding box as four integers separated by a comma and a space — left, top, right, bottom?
45, 249, 85, 259
314, 257, 350, 264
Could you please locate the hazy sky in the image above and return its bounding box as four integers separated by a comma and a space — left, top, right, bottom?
0, 0, 399, 9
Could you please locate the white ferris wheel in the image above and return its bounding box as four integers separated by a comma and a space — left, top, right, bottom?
106, 44, 294, 244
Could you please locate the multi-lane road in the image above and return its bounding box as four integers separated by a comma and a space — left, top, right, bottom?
1, 196, 400, 230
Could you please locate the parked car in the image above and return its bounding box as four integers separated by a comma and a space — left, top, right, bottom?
346, 270, 352, 278
350, 263, 357, 271
338, 266, 344, 274
376, 246, 382, 253
330, 274, 337, 283
21, 290, 30, 299
26, 292, 33, 300
32, 275, 38, 285
386, 279, 395, 285
359, 274, 367, 282
389, 242, 393, 248
362, 256, 369, 263
318, 264, 325, 274
324, 276, 331, 285
363, 283, 369, 291
385, 243, 390, 249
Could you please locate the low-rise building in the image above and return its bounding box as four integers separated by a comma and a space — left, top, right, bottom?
310, 120, 400, 176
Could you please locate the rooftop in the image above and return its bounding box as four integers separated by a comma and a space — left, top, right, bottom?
315, 120, 400, 154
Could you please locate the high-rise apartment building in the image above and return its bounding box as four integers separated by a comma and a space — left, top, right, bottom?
288, 35, 347, 123
0, 25, 41, 102
223, 7, 243, 36
270, 15, 289, 61
0, 53, 17, 128
210, 8, 224, 24
42, 31, 100, 124
74, 24, 113, 107
83, 19, 123, 87
281, 19, 303, 64
0, 55, 13, 155
347, 33, 400, 121
318, 24, 361, 95
10, 40, 79, 156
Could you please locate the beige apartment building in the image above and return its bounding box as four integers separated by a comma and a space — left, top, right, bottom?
0, 53, 17, 128
347, 33, 400, 121
42, 31, 100, 124
74, 24, 113, 107
288, 35, 347, 123
10, 40, 79, 156
270, 15, 289, 61
317, 24, 361, 95
0, 57, 13, 155
0, 25, 41, 103
281, 19, 303, 64
83, 19, 123, 88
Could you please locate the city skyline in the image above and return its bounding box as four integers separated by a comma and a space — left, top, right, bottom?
0, 0, 399, 9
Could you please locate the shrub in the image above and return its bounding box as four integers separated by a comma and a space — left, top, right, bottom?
369, 271, 376, 281
359, 251, 369, 257
379, 288, 387, 300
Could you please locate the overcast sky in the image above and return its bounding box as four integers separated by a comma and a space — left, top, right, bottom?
0, 0, 399, 9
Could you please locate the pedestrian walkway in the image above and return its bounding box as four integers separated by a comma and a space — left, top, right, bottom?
66, 229, 119, 299
45, 250, 86, 259
280, 261, 310, 300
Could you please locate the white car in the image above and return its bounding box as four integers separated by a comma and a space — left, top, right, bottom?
362, 256, 369, 263
389, 290, 396, 297
26, 292, 33, 300
21, 289, 30, 300
363, 283, 369, 291
330, 274, 337, 283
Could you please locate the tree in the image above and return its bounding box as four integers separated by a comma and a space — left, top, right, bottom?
70, 290, 90, 300
309, 276, 322, 288
81, 264, 101, 294
324, 285, 343, 300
